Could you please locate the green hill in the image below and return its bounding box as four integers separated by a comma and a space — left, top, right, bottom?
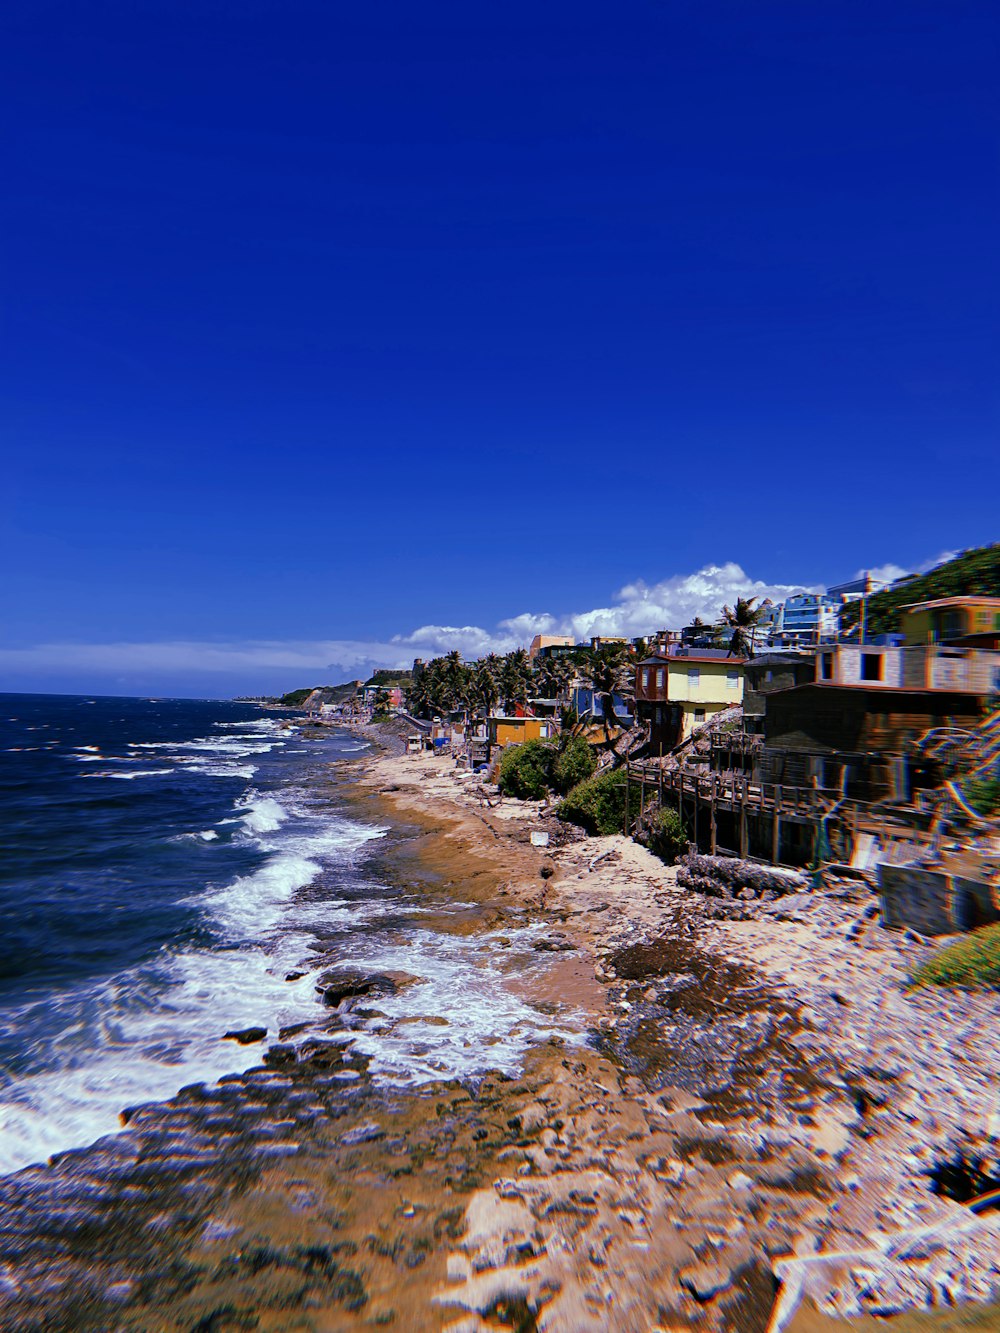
843, 544, 1000, 636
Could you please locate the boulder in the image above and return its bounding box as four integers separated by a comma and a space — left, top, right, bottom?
222, 1026, 267, 1045
317, 969, 421, 1008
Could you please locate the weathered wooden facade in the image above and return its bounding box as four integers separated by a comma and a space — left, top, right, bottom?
742, 652, 815, 733
762, 685, 982, 800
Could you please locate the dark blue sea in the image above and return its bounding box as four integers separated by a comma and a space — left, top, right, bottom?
0, 693, 381, 1174
0, 694, 575, 1176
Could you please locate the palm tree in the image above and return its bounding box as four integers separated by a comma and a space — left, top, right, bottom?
441, 650, 472, 716
717, 597, 766, 658
471, 656, 501, 717
579, 644, 633, 744
499, 649, 531, 713
534, 653, 571, 701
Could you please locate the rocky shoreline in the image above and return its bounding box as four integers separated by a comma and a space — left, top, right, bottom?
0, 729, 998, 1331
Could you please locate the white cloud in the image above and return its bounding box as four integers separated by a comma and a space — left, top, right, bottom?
4, 554, 942, 692
865, 563, 911, 588
397, 562, 818, 657
389, 624, 514, 656
0, 639, 416, 678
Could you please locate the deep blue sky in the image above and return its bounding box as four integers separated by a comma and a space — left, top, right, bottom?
2, 2, 997, 694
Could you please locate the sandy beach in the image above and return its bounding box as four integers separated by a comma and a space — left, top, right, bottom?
1, 727, 998, 1331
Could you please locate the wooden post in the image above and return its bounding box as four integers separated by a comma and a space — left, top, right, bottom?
710, 775, 717, 854
771, 784, 782, 865
640, 771, 646, 820
739, 777, 748, 858
692, 778, 699, 849
624, 765, 630, 835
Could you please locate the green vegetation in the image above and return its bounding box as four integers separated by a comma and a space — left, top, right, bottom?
551, 735, 597, 795
364, 668, 413, 688
279, 688, 315, 707
965, 774, 1000, 817
842, 543, 1000, 637
909, 923, 1000, 991
557, 769, 628, 836
643, 808, 689, 863
497, 740, 557, 800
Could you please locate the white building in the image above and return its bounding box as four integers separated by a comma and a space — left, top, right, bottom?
776, 592, 840, 645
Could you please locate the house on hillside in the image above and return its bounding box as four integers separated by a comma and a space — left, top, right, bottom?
762, 641, 1000, 799
899, 596, 1000, 649
775, 592, 840, 647
634, 651, 744, 750
816, 643, 1000, 695
742, 652, 816, 734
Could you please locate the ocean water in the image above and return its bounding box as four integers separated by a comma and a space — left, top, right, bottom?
0, 694, 577, 1176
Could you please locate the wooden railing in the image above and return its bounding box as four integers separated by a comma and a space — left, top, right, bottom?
623, 761, 854, 862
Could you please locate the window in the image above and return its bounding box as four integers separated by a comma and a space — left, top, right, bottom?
820, 653, 833, 680
765, 669, 773, 683
641, 668, 650, 689
687, 667, 700, 687
693, 708, 706, 724
726, 669, 739, 689
861, 653, 883, 682
655, 668, 664, 689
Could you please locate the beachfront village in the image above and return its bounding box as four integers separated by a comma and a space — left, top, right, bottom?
295, 547, 1000, 944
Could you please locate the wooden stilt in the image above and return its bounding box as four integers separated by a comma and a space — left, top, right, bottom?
710, 775, 717, 854
772, 783, 782, 865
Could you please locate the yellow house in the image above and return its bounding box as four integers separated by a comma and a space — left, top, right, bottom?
487, 715, 555, 749
635, 654, 744, 748
900, 597, 1000, 648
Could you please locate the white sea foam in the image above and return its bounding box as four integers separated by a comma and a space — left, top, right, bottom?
80, 769, 176, 780
189, 762, 259, 779
237, 793, 287, 834
69, 753, 143, 763
0, 949, 323, 1176
335, 926, 584, 1084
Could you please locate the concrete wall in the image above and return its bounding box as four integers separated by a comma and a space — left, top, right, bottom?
879, 863, 1000, 935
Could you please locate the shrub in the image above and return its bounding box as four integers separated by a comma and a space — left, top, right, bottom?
965, 775, 1000, 817
557, 769, 627, 836
909, 923, 1000, 991
644, 808, 689, 863
498, 740, 556, 801
552, 736, 597, 795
